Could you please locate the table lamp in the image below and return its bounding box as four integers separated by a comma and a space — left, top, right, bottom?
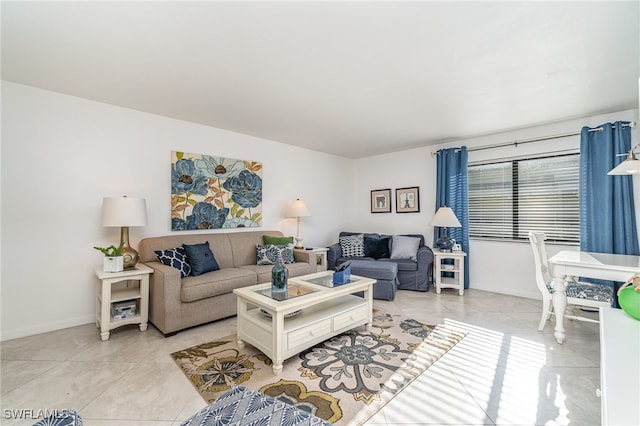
429, 206, 461, 252
101, 196, 147, 269
286, 198, 311, 249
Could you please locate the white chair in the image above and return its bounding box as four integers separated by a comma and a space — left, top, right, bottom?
528, 231, 613, 331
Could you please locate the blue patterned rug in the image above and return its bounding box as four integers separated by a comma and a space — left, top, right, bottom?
171, 311, 466, 425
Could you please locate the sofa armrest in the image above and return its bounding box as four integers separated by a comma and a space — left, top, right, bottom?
144, 261, 183, 336
416, 245, 435, 283
326, 243, 342, 270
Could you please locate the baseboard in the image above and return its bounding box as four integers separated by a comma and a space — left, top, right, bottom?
0, 314, 94, 342
471, 284, 542, 301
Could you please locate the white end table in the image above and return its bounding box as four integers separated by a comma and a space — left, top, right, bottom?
295, 247, 329, 272
94, 263, 153, 341
434, 250, 467, 295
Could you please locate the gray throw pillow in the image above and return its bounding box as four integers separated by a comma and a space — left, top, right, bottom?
390, 235, 421, 260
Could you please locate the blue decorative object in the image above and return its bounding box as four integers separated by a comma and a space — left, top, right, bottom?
333, 263, 351, 284
271, 252, 288, 293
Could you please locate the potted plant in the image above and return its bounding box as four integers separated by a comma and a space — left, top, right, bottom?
94, 242, 125, 272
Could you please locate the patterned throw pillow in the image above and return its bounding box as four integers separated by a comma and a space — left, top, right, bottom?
256, 244, 294, 265
339, 233, 365, 257
155, 247, 191, 278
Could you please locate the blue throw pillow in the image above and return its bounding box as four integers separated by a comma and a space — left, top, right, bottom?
155, 247, 192, 278
182, 242, 220, 276
364, 236, 390, 259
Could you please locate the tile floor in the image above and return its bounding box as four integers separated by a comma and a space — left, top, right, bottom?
0, 289, 601, 425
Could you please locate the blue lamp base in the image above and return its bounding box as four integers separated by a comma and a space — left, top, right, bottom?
436, 236, 454, 252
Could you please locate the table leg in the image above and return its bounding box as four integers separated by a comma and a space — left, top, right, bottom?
272, 362, 283, 375
552, 274, 568, 344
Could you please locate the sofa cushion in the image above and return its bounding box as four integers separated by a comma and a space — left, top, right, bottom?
339, 234, 365, 257
364, 235, 390, 259
154, 247, 192, 278
263, 235, 294, 245
390, 235, 421, 260
256, 244, 294, 265
181, 268, 257, 302
379, 257, 418, 271
183, 241, 220, 276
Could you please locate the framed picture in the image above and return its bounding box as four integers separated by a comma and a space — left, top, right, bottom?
370, 189, 392, 213
396, 186, 420, 213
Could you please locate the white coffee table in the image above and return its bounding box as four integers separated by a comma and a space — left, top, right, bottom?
233, 271, 375, 374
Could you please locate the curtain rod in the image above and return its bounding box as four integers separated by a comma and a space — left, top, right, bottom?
430, 121, 636, 156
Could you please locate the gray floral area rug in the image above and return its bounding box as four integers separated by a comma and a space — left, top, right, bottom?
171, 311, 466, 426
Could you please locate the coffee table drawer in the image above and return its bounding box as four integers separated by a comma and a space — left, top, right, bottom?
333, 304, 368, 331
287, 318, 332, 350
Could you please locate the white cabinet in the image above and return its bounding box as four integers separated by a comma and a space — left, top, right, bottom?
94, 264, 153, 341
599, 307, 640, 425
434, 250, 466, 295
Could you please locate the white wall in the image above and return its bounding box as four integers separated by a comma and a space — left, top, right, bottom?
0, 81, 354, 340
354, 108, 639, 300
2, 80, 637, 340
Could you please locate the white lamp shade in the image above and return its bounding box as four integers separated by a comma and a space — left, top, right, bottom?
429, 206, 461, 228
286, 198, 311, 218
608, 157, 640, 175
101, 197, 147, 227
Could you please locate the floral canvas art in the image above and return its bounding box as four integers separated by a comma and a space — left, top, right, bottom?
171, 151, 263, 230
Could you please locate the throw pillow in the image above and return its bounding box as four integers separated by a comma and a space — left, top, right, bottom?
364, 236, 390, 259
390, 235, 421, 260
339, 233, 365, 257
155, 247, 192, 278
182, 241, 220, 276
263, 235, 294, 246
256, 244, 295, 265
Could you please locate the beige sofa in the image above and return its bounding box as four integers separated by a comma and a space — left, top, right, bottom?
138, 230, 315, 336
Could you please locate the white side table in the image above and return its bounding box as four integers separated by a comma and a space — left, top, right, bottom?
295, 247, 329, 272
433, 250, 467, 295
94, 263, 153, 341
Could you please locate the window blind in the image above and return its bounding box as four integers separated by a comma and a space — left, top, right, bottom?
469, 154, 580, 243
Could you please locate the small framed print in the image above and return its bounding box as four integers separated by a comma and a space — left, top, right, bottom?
371, 189, 392, 213
396, 186, 420, 213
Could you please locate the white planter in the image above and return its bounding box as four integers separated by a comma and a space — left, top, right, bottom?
103, 256, 124, 273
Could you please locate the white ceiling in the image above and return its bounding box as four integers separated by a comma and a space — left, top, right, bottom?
2, 1, 638, 158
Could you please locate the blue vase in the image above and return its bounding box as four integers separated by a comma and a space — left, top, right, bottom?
271, 252, 288, 294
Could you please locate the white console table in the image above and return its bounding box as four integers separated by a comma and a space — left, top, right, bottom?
599, 307, 640, 425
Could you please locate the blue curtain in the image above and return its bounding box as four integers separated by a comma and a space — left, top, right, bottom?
435, 147, 469, 288
580, 121, 639, 304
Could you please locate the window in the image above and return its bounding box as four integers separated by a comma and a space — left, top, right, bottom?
468, 154, 580, 243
